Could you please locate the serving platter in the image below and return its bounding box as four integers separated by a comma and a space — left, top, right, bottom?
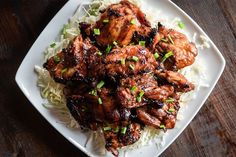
15, 0, 225, 156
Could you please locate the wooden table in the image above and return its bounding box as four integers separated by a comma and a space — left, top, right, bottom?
0, 0, 235, 156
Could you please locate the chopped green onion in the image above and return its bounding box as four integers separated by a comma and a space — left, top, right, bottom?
120, 58, 126, 65
162, 51, 174, 63
136, 97, 142, 103
137, 90, 145, 102
168, 108, 175, 112
139, 41, 146, 47
97, 80, 105, 89
132, 56, 139, 62
160, 124, 165, 129
121, 127, 127, 134
98, 97, 103, 105
139, 90, 145, 97
168, 35, 175, 45
106, 45, 112, 53
161, 38, 168, 42
97, 51, 103, 56
129, 64, 135, 70
53, 55, 60, 63
50, 43, 56, 48
93, 28, 100, 35
178, 21, 185, 29
130, 19, 136, 25
61, 68, 67, 75
103, 126, 111, 131
81, 106, 87, 112
130, 86, 137, 94
113, 127, 119, 133
154, 52, 159, 60
62, 24, 69, 35
89, 90, 97, 96
113, 41, 118, 46
165, 97, 175, 103
130, 42, 135, 45
103, 19, 109, 23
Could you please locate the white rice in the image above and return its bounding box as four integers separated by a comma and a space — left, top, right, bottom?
35, 0, 210, 156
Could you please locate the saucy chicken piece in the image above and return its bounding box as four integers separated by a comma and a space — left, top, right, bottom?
66, 95, 99, 130
158, 70, 194, 92
137, 107, 161, 128
44, 35, 99, 84
84, 87, 120, 123
137, 100, 180, 129
144, 85, 175, 101
103, 123, 142, 156
105, 45, 157, 79
117, 73, 175, 108
117, 74, 156, 108
92, 0, 150, 47
156, 25, 198, 70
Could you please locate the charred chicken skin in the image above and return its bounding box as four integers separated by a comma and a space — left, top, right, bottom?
43, 0, 198, 156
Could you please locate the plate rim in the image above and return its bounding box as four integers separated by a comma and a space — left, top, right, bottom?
15, 0, 226, 157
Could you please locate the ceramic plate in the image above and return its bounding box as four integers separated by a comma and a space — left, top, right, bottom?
15, 0, 225, 156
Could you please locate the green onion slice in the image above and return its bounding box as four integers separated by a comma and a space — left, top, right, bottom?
160, 124, 165, 129
136, 90, 145, 102
103, 19, 109, 23
139, 90, 145, 97
97, 80, 105, 89
53, 55, 60, 63
98, 97, 103, 105
97, 51, 103, 56
120, 58, 126, 65
139, 41, 146, 47
62, 24, 69, 35
165, 97, 175, 103
168, 35, 175, 44
132, 56, 139, 62
178, 21, 185, 29
50, 43, 56, 48
113, 41, 118, 46
136, 97, 142, 103
89, 90, 97, 96
93, 28, 100, 35
162, 51, 174, 63
161, 38, 168, 42
129, 64, 135, 70
121, 127, 127, 134
106, 45, 112, 53
103, 127, 111, 131
61, 68, 68, 75
131, 19, 136, 25
113, 127, 119, 133
130, 86, 137, 94
154, 52, 159, 60
168, 108, 175, 112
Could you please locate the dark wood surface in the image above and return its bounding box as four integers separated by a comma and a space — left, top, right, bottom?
0, 0, 235, 156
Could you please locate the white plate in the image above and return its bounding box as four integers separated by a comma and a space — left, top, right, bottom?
15, 0, 225, 156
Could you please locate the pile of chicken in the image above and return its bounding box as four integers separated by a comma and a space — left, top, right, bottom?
43, 0, 198, 156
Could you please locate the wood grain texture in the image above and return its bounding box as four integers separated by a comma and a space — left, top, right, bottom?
0, 0, 235, 157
